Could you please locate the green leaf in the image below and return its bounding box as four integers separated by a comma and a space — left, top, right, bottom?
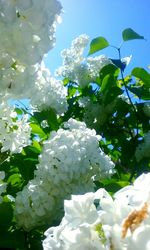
99, 64, 120, 94
99, 64, 120, 81
30, 123, 47, 139
104, 86, 123, 104
15, 107, 23, 115
31, 140, 41, 153
13, 155, 37, 182
0, 229, 26, 249
33, 109, 59, 131
101, 75, 113, 93
110, 58, 128, 72
127, 86, 150, 100
122, 28, 144, 41
63, 78, 70, 86
68, 85, 78, 98
0, 202, 13, 227
88, 37, 109, 55
7, 173, 23, 187
132, 67, 150, 86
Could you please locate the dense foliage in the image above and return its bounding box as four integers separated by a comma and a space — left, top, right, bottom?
0, 1, 149, 249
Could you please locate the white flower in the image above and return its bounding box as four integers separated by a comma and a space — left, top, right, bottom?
0, 171, 7, 203
15, 119, 114, 231
115, 173, 150, 207
63, 192, 99, 227
30, 64, 68, 114
121, 55, 132, 66
56, 34, 111, 87
0, 0, 62, 65
127, 225, 150, 250
0, 0, 62, 100
43, 173, 150, 250
0, 101, 31, 153
79, 97, 116, 129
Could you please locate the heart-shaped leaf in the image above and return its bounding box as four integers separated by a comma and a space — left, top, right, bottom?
122, 28, 144, 41
88, 37, 109, 55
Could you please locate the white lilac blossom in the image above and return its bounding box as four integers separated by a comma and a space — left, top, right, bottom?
0, 171, 7, 203
79, 97, 116, 129
30, 64, 68, 114
0, 101, 31, 153
56, 34, 111, 88
0, 60, 37, 99
0, 0, 62, 98
135, 131, 150, 162
0, 60, 68, 113
14, 119, 114, 231
0, 0, 62, 65
43, 173, 150, 250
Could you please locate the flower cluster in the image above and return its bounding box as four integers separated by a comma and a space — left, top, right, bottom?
30, 64, 68, 114
0, 0, 66, 110
135, 131, 150, 162
79, 97, 117, 129
56, 34, 111, 87
43, 173, 150, 250
0, 171, 7, 203
0, 0, 62, 66
0, 101, 31, 153
14, 119, 114, 231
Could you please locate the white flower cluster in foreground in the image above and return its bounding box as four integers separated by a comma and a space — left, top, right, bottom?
135, 131, 150, 162
56, 34, 111, 88
14, 119, 114, 231
0, 100, 31, 153
43, 173, 150, 250
0, 171, 7, 203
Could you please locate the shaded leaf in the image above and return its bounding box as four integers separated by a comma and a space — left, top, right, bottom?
0, 202, 13, 227
33, 109, 59, 131
104, 86, 123, 104
0, 229, 26, 249
110, 57, 132, 72
111, 59, 125, 70
127, 86, 150, 100
101, 75, 113, 93
100, 64, 119, 78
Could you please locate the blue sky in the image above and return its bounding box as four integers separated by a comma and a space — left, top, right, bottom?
45, 0, 150, 74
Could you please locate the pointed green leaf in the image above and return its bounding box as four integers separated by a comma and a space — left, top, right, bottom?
32, 140, 41, 153
101, 75, 112, 93
127, 86, 150, 100
30, 123, 47, 139
100, 64, 119, 77
132, 67, 150, 86
122, 28, 144, 41
88, 37, 109, 55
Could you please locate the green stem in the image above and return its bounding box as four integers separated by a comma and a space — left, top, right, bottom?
118, 48, 139, 136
